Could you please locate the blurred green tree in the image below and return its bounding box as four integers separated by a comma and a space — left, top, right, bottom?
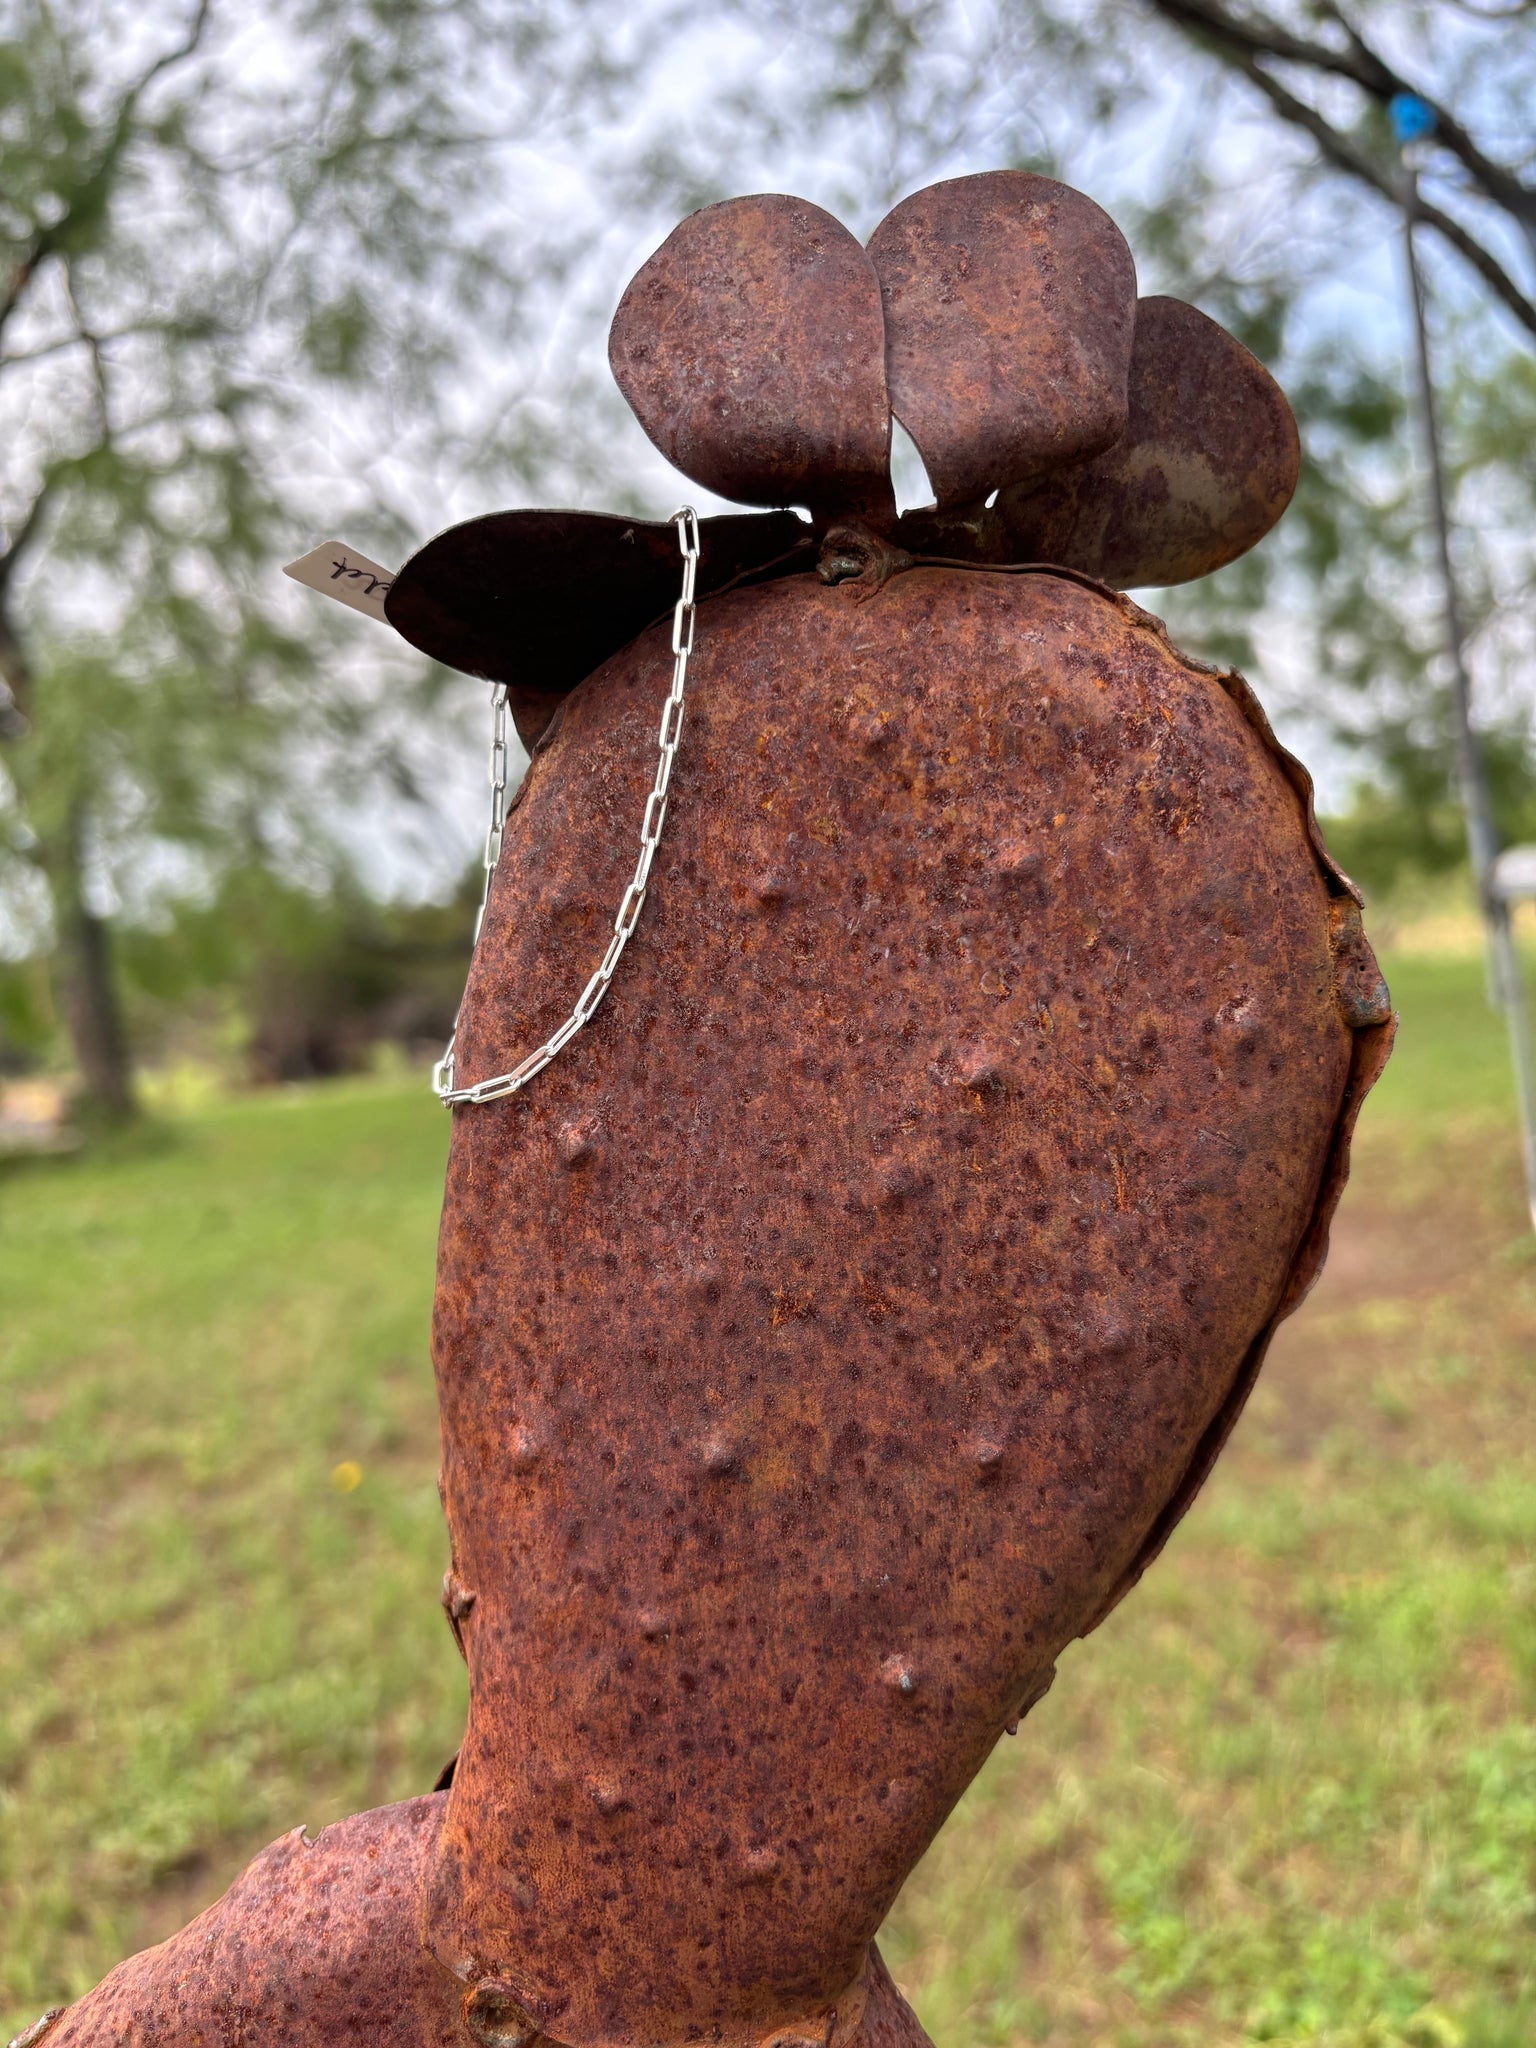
0, 0, 573, 1115
113, 857, 481, 1084
5, 0, 1532, 1123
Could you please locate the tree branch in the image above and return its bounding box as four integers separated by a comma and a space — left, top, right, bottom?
0, 475, 55, 590
1, 329, 91, 369
1146, 0, 1536, 340
61, 261, 110, 437
0, 604, 35, 737
1407, 195, 1536, 342
1147, 0, 1536, 243
0, 464, 63, 735
0, 504, 44, 734
0, 1, 215, 353
129, 0, 215, 103
0, 252, 40, 352
0, 316, 190, 369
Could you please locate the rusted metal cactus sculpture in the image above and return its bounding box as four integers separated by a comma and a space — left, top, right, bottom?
23, 172, 1393, 2048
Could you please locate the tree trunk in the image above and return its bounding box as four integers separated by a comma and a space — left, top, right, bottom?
0, 608, 31, 738
0, 589, 135, 1120
0, 555, 35, 720
45, 803, 134, 1123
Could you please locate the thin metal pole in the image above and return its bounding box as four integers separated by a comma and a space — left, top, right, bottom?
1402, 162, 1536, 1228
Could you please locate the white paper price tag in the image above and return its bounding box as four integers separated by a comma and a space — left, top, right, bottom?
283, 542, 395, 622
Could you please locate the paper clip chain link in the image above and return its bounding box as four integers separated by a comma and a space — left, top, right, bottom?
432, 507, 700, 1108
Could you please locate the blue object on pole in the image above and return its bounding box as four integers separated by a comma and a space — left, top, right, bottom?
1389, 92, 1436, 146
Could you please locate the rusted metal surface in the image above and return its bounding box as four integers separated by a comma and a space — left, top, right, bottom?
420, 560, 1389, 2047
386, 510, 810, 747
609, 196, 894, 527
866, 172, 1136, 510
33, 174, 1390, 2047
998, 296, 1301, 587
38, 1798, 461, 2047
30, 1794, 928, 2047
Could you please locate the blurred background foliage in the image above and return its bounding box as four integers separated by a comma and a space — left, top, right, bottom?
2, 0, 1534, 1112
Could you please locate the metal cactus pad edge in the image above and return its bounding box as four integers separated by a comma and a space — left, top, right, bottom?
25, 171, 1392, 2048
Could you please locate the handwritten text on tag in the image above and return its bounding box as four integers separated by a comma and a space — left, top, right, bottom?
283, 542, 396, 622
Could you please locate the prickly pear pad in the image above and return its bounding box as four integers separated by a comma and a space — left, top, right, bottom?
424, 564, 1389, 2047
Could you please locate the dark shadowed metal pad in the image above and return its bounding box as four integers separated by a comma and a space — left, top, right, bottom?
997, 296, 1301, 588
385, 507, 811, 744
867, 171, 1137, 510
608, 195, 894, 524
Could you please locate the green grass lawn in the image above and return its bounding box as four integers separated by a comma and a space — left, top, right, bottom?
3, 951, 1534, 2046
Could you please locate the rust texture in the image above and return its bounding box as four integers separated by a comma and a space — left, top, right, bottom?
40, 1800, 460, 2047
29, 173, 1390, 2048
998, 296, 1302, 588
609, 196, 894, 527
31, 1792, 924, 2048
866, 172, 1136, 509
419, 563, 1389, 2046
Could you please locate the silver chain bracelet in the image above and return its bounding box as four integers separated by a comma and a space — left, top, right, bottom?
432, 506, 701, 1108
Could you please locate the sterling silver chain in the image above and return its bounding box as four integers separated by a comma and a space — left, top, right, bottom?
432, 506, 701, 1108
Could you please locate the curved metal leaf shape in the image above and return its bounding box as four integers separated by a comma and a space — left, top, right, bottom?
384, 508, 812, 744
608, 194, 894, 524
867, 171, 1137, 510
996, 296, 1300, 587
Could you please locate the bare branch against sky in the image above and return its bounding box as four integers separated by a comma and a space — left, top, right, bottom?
1141, 0, 1536, 334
